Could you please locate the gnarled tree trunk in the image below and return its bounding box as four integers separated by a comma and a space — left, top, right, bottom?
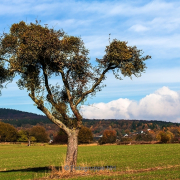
65, 129, 79, 172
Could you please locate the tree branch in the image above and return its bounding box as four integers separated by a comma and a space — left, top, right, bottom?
0, 58, 10, 63
75, 66, 115, 106
42, 64, 70, 122
29, 92, 71, 135
58, 69, 72, 101
59, 68, 82, 123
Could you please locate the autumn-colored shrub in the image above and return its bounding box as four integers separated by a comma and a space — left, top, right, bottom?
99, 129, 117, 145
156, 131, 174, 143
168, 127, 180, 142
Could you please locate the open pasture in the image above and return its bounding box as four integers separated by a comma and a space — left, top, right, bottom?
0, 143, 180, 179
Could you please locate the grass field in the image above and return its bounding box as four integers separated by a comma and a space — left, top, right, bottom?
0, 143, 180, 179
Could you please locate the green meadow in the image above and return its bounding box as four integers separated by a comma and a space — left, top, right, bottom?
0, 143, 180, 180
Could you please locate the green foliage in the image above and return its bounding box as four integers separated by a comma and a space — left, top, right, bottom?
17, 130, 28, 142
137, 121, 142, 127
17, 130, 37, 142
78, 126, 93, 144
0, 122, 18, 142
0, 121, 49, 143
30, 136, 37, 142
30, 125, 49, 142
131, 121, 136, 130
96, 39, 151, 80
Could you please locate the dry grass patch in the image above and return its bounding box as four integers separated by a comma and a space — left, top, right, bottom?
36, 164, 180, 179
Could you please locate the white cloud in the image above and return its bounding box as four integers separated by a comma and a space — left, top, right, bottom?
129, 87, 180, 119
80, 98, 132, 119
80, 86, 180, 122
129, 24, 149, 32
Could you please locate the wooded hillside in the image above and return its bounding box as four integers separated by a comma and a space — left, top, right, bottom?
0, 108, 179, 136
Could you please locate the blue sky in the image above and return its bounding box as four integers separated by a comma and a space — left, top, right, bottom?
0, 0, 180, 122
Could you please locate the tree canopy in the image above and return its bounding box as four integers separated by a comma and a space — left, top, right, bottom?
0, 20, 151, 168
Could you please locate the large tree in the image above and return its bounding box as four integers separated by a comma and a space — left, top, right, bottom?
0, 21, 151, 170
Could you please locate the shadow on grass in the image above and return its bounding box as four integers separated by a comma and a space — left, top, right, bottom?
0, 166, 62, 173
0, 165, 116, 173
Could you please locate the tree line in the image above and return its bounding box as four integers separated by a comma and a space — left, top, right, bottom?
0, 121, 94, 145
98, 126, 180, 145
1, 120, 179, 145
0, 122, 49, 143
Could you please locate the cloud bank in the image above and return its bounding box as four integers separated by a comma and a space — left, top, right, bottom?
80, 86, 180, 122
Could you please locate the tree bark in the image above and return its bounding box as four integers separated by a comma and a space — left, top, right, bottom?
65, 129, 79, 172
28, 138, 31, 146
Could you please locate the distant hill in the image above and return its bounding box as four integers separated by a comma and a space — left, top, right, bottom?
0, 108, 47, 119
0, 108, 179, 136
0, 108, 52, 126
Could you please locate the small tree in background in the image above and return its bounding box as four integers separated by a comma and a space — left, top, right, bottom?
99, 129, 117, 145
18, 129, 36, 145
30, 125, 49, 142
78, 126, 93, 144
